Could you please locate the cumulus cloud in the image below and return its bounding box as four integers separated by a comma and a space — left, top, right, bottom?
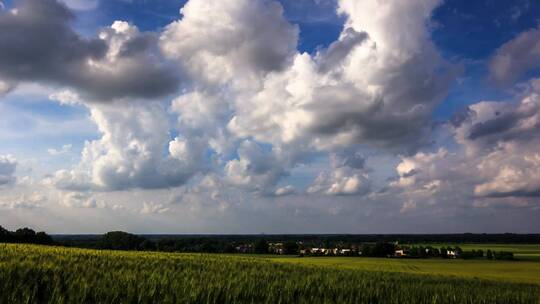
392, 148, 455, 197
308, 152, 370, 196
49, 89, 81, 106
59, 191, 105, 208
0, 192, 45, 209
160, 0, 299, 88
392, 78, 540, 211
5, 0, 465, 213
0, 0, 179, 101
274, 185, 296, 197
455, 80, 540, 198
227, 0, 455, 154
50, 102, 204, 192
490, 27, 540, 86
0, 155, 16, 186
225, 140, 288, 195
140, 202, 170, 214
48, 144, 72, 156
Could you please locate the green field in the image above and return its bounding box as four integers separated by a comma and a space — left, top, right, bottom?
1, 244, 539, 303
425, 244, 540, 261
271, 256, 540, 285
266, 244, 540, 285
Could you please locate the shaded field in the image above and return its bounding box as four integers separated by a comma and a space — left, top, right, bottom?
1, 244, 539, 303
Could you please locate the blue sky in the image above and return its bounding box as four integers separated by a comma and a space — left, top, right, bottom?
1, 0, 540, 233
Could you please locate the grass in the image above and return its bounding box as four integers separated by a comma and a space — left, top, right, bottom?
1, 244, 539, 303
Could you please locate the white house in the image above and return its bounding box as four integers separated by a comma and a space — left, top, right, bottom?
395, 249, 408, 257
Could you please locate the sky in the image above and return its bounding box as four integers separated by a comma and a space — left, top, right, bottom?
1, 0, 540, 234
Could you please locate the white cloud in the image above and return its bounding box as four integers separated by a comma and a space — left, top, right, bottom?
308, 153, 370, 196
391, 78, 540, 210
50, 101, 202, 191
37, 0, 458, 208
160, 0, 298, 88
59, 191, 107, 209
227, 0, 455, 155
274, 185, 296, 196
224, 140, 287, 195
140, 202, 170, 214
0, 192, 45, 209
49, 89, 81, 106
309, 167, 369, 196
48, 144, 72, 156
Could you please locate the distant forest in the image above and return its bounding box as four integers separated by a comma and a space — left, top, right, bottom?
0, 226, 54, 245
54, 232, 540, 249
2, 226, 540, 255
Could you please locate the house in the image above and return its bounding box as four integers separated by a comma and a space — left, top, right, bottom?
447, 250, 458, 258
235, 244, 252, 254
340, 249, 351, 255
268, 242, 285, 254
395, 249, 408, 257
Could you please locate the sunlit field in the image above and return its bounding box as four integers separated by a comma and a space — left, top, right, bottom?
1, 244, 539, 304
261, 243, 540, 284
271, 256, 540, 285
425, 244, 540, 261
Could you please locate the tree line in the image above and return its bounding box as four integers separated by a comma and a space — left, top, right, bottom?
0, 226, 54, 245
0, 227, 521, 260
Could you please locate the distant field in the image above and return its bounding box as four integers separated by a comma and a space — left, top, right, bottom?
270, 256, 540, 285
1, 244, 539, 303
426, 243, 540, 261
265, 243, 540, 285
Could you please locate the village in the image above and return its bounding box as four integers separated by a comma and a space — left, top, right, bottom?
257, 242, 514, 260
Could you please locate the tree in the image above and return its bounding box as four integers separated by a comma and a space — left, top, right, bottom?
254, 239, 269, 254
0, 226, 12, 242
99, 231, 146, 251
284, 241, 299, 255
361, 244, 373, 256
440, 247, 448, 258
35, 232, 54, 245
14, 228, 36, 243
139, 240, 156, 251
486, 249, 493, 260
224, 243, 237, 253
371, 242, 395, 257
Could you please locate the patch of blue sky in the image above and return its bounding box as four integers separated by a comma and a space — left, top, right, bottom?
430, 0, 540, 118
432, 0, 540, 60
0, 92, 97, 160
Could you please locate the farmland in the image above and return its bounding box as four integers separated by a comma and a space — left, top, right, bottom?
1, 244, 539, 303
265, 244, 540, 285
271, 256, 540, 285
